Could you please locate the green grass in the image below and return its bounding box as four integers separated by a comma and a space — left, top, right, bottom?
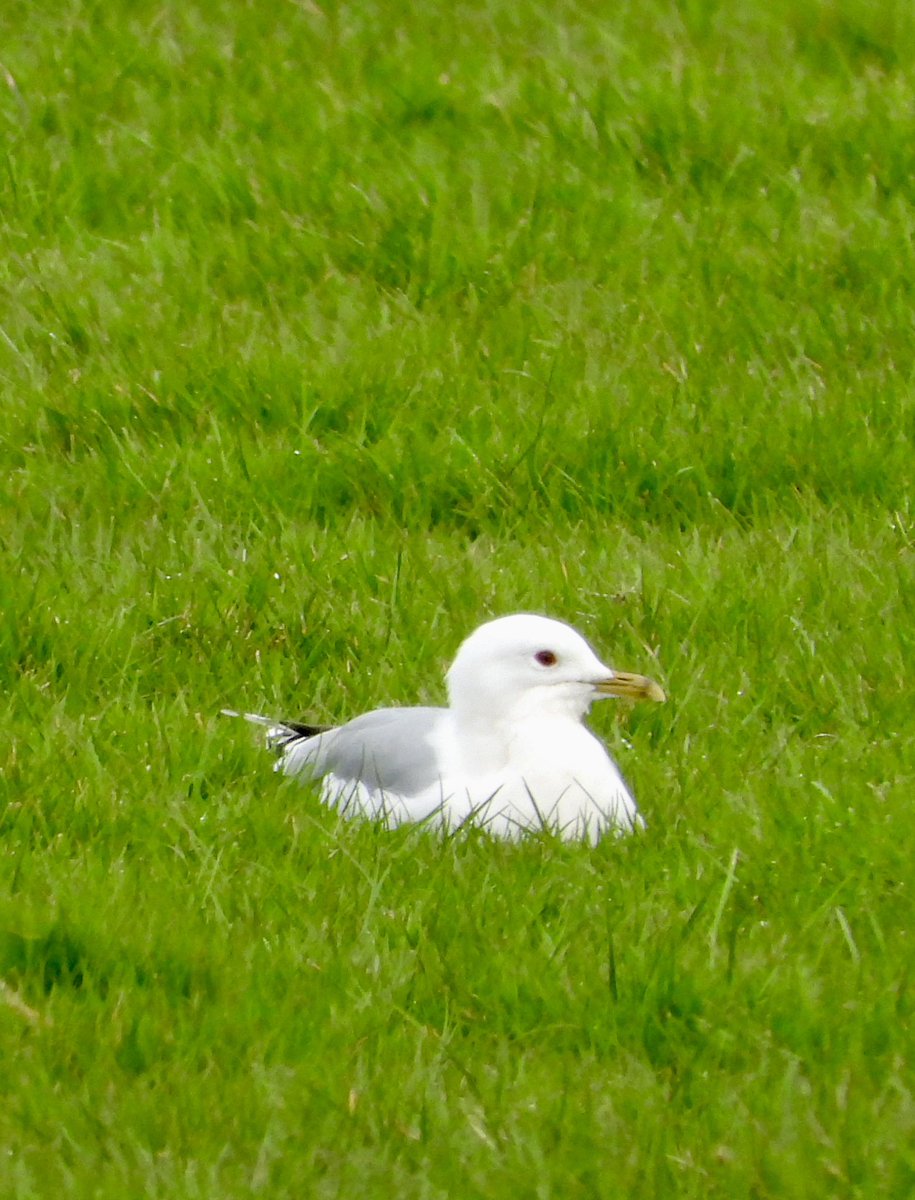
2, 0, 915, 1195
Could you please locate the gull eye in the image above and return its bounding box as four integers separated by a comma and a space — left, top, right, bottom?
534, 650, 558, 667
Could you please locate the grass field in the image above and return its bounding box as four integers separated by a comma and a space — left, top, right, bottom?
2, 0, 915, 1195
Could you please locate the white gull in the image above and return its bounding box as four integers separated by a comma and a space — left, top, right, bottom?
225, 613, 665, 841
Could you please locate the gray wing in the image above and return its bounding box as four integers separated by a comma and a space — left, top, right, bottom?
242, 706, 449, 797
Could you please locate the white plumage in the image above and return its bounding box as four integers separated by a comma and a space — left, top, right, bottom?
226, 613, 665, 842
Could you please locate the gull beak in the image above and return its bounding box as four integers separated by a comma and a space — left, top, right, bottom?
594, 671, 666, 703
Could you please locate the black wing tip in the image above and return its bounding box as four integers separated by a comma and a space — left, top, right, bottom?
221, 710, 330, 751
284, 721, 331, 739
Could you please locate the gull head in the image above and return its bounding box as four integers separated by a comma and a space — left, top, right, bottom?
446, 613, 665, 725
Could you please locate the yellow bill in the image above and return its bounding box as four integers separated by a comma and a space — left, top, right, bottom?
595, 671, 666, 703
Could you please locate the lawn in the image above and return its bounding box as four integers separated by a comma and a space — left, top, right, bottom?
1, 0, 914, 1195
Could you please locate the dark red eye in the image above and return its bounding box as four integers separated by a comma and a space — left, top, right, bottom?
535, 650, 558, 667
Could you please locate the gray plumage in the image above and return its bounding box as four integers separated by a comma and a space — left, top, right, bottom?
252, 707, 446, 795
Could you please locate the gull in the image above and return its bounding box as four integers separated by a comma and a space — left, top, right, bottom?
225, 613, 665, 841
